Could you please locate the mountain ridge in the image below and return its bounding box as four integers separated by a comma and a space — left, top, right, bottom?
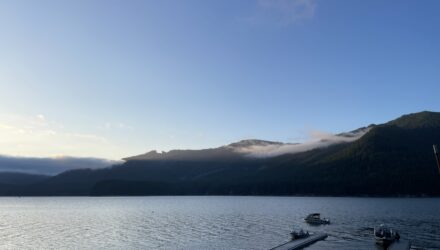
1, 111, 440, 196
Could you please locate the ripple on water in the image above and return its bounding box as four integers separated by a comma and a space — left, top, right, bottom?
0, 197, 438, 250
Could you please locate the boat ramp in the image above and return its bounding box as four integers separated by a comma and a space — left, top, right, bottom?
269, 233, 327, 250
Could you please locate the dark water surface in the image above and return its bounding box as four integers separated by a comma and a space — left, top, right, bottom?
0, 197, 438, 249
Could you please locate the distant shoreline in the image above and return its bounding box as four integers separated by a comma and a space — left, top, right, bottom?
1, 194, 439, 198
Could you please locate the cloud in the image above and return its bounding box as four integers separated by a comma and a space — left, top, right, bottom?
100, 122, 133, 130
36, 114, 45, 121
0, 114, 115, 158
249, 0, 317, 26
0, 155, 120, 175
234, 127, 369, 158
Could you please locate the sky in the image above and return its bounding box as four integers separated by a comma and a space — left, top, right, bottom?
0, 0, 439, 160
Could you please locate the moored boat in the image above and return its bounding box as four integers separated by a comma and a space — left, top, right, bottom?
304, 213, 330, 225
290, 228, 309, 240
374, 224, 400, 247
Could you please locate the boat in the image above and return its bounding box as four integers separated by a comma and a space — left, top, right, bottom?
374, 224, 400, 247
304, 213, 330, 225
290, 228, 309, 240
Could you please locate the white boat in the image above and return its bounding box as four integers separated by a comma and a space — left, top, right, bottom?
374, 224, 400, 247
304, 213, 330, 225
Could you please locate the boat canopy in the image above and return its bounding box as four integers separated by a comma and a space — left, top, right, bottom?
309, 213, 320, 216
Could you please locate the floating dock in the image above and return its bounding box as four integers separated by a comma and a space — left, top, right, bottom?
270, 233, 328, 250
388, 240, 411, 250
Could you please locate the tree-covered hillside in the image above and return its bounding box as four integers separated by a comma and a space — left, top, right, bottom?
2, 111, 440, 196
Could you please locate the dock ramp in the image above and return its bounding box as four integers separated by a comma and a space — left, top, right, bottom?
388, 239, 411, 250
270, 233, 328, 250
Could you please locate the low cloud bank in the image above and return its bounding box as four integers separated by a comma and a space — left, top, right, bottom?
0, 155, 120, 175
235, 128, 370, 158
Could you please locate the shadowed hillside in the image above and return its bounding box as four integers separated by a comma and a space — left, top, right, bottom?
1, 111, 440, 196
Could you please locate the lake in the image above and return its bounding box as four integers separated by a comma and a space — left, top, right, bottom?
0, 197, 438, 249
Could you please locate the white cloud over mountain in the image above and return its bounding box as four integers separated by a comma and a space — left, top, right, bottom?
231, 128, 369, 158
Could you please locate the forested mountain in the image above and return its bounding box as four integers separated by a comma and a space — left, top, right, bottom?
1, 111, 440, 196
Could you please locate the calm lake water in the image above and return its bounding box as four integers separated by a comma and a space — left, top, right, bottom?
0, 197, 438, 249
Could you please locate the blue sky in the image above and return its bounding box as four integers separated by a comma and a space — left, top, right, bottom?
0, 0, 439, 160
